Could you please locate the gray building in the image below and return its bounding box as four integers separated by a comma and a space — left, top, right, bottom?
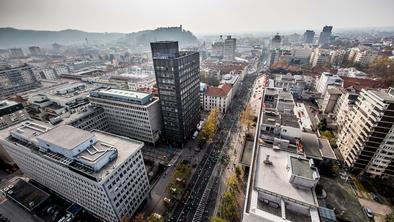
223, 35, 236, 61
0, 65, 41, 99
318, 25, 333, 46
28, 46, 43, 57
0, 121, 150, 222
89, 89, 162, 144
303, 30, 315, 44
151, 41, 200, 146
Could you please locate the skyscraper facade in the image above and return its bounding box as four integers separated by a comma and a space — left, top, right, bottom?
302, 30, 315, 44
151, 41, 200, 146
223, 35, 236, 61
318, 25, 333, 46
271, 33, 282, 49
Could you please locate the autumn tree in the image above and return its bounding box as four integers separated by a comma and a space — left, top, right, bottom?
226, 174, 239, 193
199, 107, 220, 141
368, 57, 394, 86
210, 217, 229, 222
241, 104, 254, 129
220, 192, 239, 221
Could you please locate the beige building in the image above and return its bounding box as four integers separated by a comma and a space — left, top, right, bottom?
337, 88, 394, 177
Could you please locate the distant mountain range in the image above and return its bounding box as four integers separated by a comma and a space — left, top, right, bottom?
0, 26, 199, 49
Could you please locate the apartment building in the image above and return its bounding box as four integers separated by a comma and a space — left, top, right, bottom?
337, 88, 394, 177
333, 87, 359, 132
0, 121, 150, 222
89, 89, 162, 144
309, 48, 330, 67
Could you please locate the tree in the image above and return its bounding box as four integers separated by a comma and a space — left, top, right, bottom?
210, 217, 229, 222
386, 210, 394, 222
235, 165, 241, 178
368, 57, 394, 86
147, 214, 164, 222
226, 175, 239, 193
317, 118, 327, 131
129, 213, 148, 222
220, 192, 239, 221
199, 107, 220, 141
241, 104, 254, 129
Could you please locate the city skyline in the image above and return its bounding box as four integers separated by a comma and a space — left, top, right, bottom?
0, 0, 393, 34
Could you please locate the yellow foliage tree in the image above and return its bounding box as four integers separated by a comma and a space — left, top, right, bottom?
199, 107, 220, 141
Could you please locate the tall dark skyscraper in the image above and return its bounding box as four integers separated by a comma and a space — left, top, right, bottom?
151, 41, 200, 146
318, 25, 333, 46
302, 30, 315, 44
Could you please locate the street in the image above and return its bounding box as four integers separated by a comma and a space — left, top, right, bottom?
168, 56, 261, 222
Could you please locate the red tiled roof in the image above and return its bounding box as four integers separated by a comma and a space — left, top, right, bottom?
342, 76, 388, 90
205, 83, 232, 97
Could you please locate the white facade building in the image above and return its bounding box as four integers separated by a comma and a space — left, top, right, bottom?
315, 72, 343, 96
89, 89, 162, 144
337, 88, 394, 177
0, 121, 150, 222
203, 84, 232, 113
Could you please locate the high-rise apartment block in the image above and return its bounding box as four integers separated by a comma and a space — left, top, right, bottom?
303, 30, 315, 44
0, 121, 150, 222
318, 25, 333, 46
223, 35, 236, 61
151, 41, 200, 146
0, 64, 41, 99
337, 88, 394, 177
89, 89, 162, 144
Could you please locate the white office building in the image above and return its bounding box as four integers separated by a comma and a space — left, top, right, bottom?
0, 121, 150, 222
89, 89, 162, 144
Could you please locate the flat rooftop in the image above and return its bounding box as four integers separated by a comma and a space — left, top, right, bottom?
0, 120, 144, 181
255, 145, 318, 206
0, 100, 19, 110
36, 125, 94, 150
290, 156, 315, 180
3, 179, 50, 212
90, 89, 153, 105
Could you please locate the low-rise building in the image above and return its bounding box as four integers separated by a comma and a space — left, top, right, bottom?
203, 84, 232, 113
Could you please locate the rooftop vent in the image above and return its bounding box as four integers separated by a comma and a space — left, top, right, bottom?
264, 155, 273, 165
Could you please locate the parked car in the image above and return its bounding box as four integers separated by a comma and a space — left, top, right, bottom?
364, 208, 374, 218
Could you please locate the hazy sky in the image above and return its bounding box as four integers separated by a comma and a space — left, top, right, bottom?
0, 0, 393, 34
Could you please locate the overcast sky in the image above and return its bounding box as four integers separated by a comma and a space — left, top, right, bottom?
0, 0, 393, 34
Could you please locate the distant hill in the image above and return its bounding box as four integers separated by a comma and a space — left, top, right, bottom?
0, 27, 125, 48
120, 26, 199, 47
0, 26, 199, 49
